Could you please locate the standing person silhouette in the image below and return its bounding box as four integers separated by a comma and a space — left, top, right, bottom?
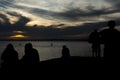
1, 44, 18, 70
88, 29, 101, 57
100, 20, 120, 61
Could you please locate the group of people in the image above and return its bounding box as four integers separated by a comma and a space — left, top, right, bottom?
1, 20, 119, 70
1, 43, 40, 70
1, 43, 70, 70
89, 20, 120, 61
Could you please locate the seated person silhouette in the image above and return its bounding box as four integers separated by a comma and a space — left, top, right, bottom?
1, 44, 18, 69
21, 43, 40, 66
62, 45, 70, 59
88, 29, 101, 57
100, 20, 120, 61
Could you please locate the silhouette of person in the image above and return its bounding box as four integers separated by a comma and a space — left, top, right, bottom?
21, 43, 40, 65
99, 20, 120, 60
62, 45, 70, 59
51, 43, 53, 47
1, 44, 18, 69
88, 29, 101, 57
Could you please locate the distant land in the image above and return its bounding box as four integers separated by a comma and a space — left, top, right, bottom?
0, 39, 88, 41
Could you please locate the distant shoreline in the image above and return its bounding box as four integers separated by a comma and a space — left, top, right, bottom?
0, 39, 88, 42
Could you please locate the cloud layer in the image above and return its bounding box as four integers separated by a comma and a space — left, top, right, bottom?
1, 0, 120, 40
0, 0, 114, 22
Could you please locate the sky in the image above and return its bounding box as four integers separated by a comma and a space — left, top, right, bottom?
0, 0, 120, 40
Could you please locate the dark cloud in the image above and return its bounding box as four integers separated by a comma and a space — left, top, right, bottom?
0, 20, 107, 39
14, 21, 113, 39
0, 10, 30, 26
56, 7, 113, 21
1, 0, 120, 22
12, 4, 120, 22
1, 14, 120, 40
0, 0, 14, 8
105, 0, 120, 8
0, 10, 30, 39
1, 0, 120, 40
0, 13, 10, 25
13, 16, 30, 27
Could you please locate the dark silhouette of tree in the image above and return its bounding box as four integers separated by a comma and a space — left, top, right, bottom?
88, 29, 101, 57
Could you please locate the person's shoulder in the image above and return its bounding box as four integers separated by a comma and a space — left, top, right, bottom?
102, 29, 109, 32
100, 29, 109, 34
114, 30, 120, 35
15, 50, 18, 52
90, 31, 94, 35
13, 50, 18, 54
33, 48, 38, 53
114, 29, 119, 32
66, 47, 70, 50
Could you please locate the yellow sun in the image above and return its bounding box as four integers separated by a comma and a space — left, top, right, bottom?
9, 34, 28, 39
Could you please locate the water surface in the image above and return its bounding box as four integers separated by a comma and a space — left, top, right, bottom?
0, 41, 104, 67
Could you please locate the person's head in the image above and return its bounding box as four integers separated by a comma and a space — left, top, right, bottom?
25, 43, 33, 54
6, 44, 14, 50
25, 43, 33, 50
107, 20, 116, 28
63, 45, 67, 49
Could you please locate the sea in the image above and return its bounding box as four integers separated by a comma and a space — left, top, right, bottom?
0, 41, 104, 68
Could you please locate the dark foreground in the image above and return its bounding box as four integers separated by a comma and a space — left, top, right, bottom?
0, 56, 104, 74
41, 56, 104, 64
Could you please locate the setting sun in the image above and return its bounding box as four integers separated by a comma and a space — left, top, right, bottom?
9, 34, 28, 39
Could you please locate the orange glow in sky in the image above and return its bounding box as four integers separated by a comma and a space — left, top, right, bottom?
9, 34, 28, 39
